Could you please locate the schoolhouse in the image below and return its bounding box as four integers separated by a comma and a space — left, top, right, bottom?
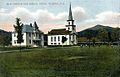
12, 22, 44, 47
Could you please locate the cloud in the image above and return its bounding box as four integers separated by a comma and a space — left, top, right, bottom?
11, 7, 34, 23
73, 7, 87, 22
77, 11, 120, 32
96, 11, 120, 24
0, 8, 8, 13
0, 7, 86, 33
1, 7, 119, 33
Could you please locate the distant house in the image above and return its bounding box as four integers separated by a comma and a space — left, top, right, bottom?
12, 22, 44, 47
48, 3, 77, 46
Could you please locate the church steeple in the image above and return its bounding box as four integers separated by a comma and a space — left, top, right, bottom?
68, 3, 73, 20
66, 3, 76, 32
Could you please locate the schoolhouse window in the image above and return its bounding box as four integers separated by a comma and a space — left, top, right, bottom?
29, 40, 31, 44
70, 35, 71, 40
14, 33, 16, 37
14, 40, 17, 44
29, 33, 31, 37
36, 33, 37, 37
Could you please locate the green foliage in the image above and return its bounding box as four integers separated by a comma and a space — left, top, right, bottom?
78, 25, 120, 43
0, 60, 12, 77
108, 32, 112, 42
111, 28, 120, 42
14, 18, 23, 43
62, 36, 67, 43
0, 46, 118, 77
109, 44, 120, 77
0, 35, 11, 46
84, 30, 93, 40
97, 29, 108, 42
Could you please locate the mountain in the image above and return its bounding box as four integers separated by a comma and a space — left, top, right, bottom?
0, 29, 11, 37
77, 24, 118, 37
88, 25, 112, 31
0, 29, 12, 46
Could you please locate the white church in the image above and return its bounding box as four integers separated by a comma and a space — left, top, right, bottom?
48, 3, 77, 46
12, 22, 44, 47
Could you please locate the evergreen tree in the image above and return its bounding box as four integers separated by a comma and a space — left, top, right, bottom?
62, 36, 67, 44
97, 29, 108, 44
84, 30, 93, 47
14, 18, 23, 51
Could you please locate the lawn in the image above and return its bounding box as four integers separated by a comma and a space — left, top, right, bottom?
0, 46, 119, 77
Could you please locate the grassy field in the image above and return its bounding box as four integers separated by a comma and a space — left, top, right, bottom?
0, 46, 119, 77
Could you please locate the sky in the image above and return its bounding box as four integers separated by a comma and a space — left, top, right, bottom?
0, 0, 120, 33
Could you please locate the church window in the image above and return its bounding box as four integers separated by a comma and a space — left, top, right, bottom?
58, 36, 60, 41
72, 21, 74, 25
72, 27, 75, 30
51, 37, 53, 42
54, 37, 56, 41
68, 27, 70, 30
68, 22, 70, 25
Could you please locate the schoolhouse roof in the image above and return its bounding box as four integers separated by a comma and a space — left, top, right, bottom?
14, 22, 43, 34
22, 24, 33, 32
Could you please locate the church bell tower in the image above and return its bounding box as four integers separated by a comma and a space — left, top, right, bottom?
66, 3, 76, 33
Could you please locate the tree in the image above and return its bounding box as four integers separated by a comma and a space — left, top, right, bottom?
97, 29, 108, 44
62, 36, 67, 44
14, 18, 23, 51
84, 30, 93, 47
92, 38, 96, 46
0, 35, 6, 46
108, 31, 112, 45
0, 35, 11, 47
111, 28, 120, 42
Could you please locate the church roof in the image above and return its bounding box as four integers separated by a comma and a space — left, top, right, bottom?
48, 29, 71, 35
68, 3, 73, 20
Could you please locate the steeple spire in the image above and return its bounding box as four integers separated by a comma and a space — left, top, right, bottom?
68, 2, 73, 20
66, 2, 76, 32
